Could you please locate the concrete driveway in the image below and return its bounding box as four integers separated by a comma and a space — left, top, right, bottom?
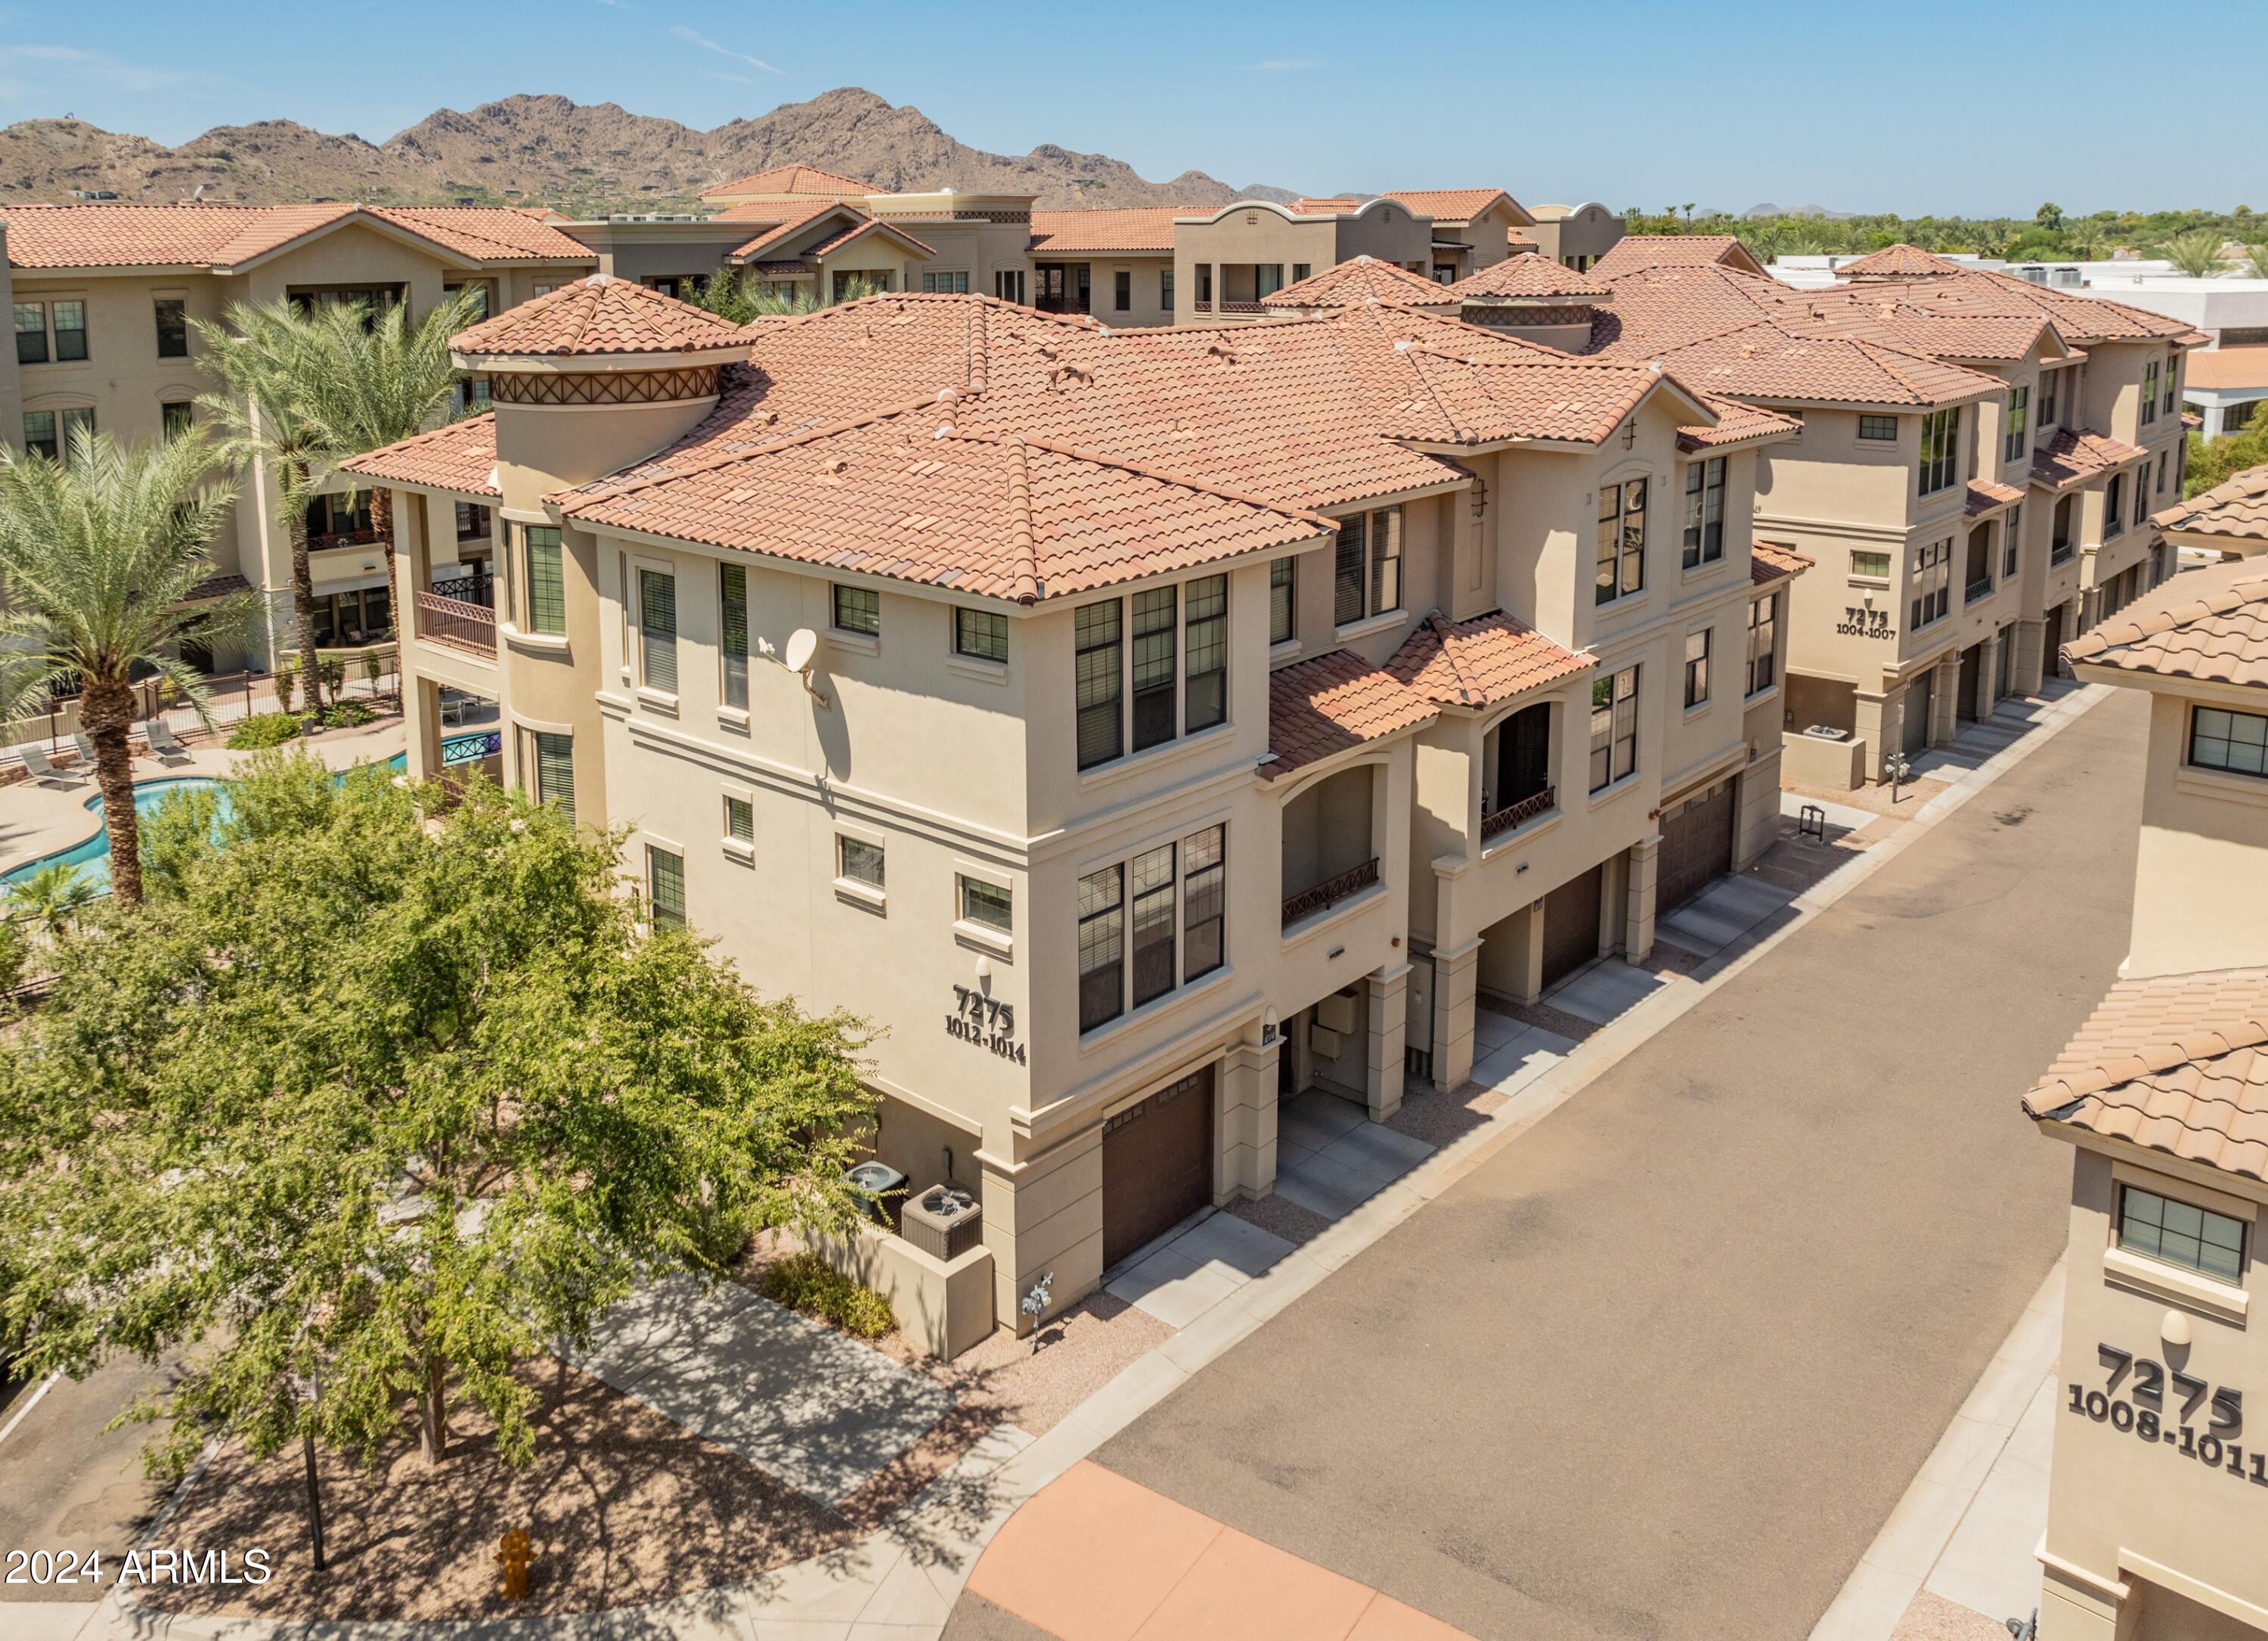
1078, 688, 2148, 1641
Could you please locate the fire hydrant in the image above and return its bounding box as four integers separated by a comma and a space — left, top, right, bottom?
496, 1528, 534, 1601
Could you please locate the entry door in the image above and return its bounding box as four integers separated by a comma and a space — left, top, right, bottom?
1902, 669, 1934, 756
1101, 1067, 1216, 1270
1540, 864, 1605, 990
1656, 779, 1736, 916
1033, 264, 1067, 310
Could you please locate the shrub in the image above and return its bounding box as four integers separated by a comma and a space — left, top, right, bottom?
226, 712, 302, 749
322, 700, 375, 729
761, 1251, 895, 1339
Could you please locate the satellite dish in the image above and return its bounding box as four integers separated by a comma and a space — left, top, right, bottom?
782, 628, 820, 674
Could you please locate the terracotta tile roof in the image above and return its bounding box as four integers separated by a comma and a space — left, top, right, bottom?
1261, 256, 1454, 309
1384, 608, 1594, 709
1835, 244, 1969, 279
1966, 476, 2027, 515
727, 198, 857, 259
1592, 234, 1765, 278
1380, 189, 1515, 223
340, 412, 500, 497
1750, 542, 1814, 586
2184, 348, 2268, 392
1291, 197, 1362, 214
1836, 265, 2204, 349
1770, 286, 2059, 363
182, 569, 253, 602
1682, 393, 1800, 451
1263, 649, 1439, 779
2030, 427, 2149, 492
2155, 465, 2268, 545
700, 163, 873, 201
560, 405, 1331, 604
451, 275, 749, 358
796, 215, 937, 261
2023, 969, 2268, 1181
2060, 555, 2268, 688
1447, 253, 1610, 302
0, 201, 590, 270
1027, 208, 1182, 254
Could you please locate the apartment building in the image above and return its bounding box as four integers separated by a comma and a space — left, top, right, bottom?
2022, 560, 2268, 1641
346, 279, 1797, 1342
0, 200, 596, 666
1526, 203, 1625, 271
1574, 241, 2202, 780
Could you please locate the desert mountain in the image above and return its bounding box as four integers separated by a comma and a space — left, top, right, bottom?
0, 88, 1298, 214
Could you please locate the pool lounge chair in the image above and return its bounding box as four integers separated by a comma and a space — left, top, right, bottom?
142, 720, 194, 766
18, 745, 87, 789
72, 732, 99, 768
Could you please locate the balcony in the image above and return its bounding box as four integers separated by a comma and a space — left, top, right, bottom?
1481, 784, 1556, 841
414, 590, 495, 658
1966, 575, 1994, 604
309, 526, 385, 553
1281, 857, 1379, 928
1191, 299, 1213, 313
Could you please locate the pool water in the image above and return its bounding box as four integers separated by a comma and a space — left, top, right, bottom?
2, 752, 407, 892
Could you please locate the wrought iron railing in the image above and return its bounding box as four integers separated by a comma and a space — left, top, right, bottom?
1191, 299, 1213, 313
414, 591, 496, 657
1219, 299, 1266, 313
1966, 575, 1994, 603
309, 527, 383, 551
431, 570, 493, 608
1281, 856, 1380, 928
1480, 785, 1556, 841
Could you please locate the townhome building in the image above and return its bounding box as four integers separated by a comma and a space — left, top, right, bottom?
1526, 203, 1625, 272
2022, 559, 2268, 1641
1573, 241, 2203, 781
346, 279, 1798, 1345
0, 200, 596, 666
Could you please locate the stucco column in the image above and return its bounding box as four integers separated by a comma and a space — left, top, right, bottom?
1428, 935, 1483, 1091
1623, 835, 1662, 966
1854, 687, 1892, 782
2009, 617, 2047, 697
2079, 585, 2105, 639
1219, 1032, 1281, 1199
980, 1128, 1103, 1335
1929, 653, 1962, 746
1362, 963, 1410, 1121
1973, 631, 2001, 718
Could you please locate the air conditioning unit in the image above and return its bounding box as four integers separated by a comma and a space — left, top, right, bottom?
1308, 1025, 1343, 1059
1316, 992, 1359, 1035
1802, 724, 1851, 741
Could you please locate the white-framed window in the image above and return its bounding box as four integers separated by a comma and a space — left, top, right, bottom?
2190, 705, 2268, 778
1681, 458, 1725, 568
646, 845, 686, 929
2118, 1184, 2244, 1283
1746, 594, 1777, 696
638, 565, 677, 693
1077, 823, 1226, 1034
833, 583, 879, 636
1596, 479, 1647, 604
959, 874, 1012, 935
1850, 549, 1891, 581
1333, 507, 1403, 626
522, 526, 565, 635
838, 835, 885, 889
723, 794, 754, 843
720, 563, 749, 709
1588, 664, 1638, 791
525, 729, 574, 822
1114, 270, 1131, 312
955, 606, 1008, 662
1683, 628, 1711, 708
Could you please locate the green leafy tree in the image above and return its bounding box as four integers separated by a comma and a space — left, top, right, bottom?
0, 752, 876, 1476
0, 430, 259, 905
195, 301, 336, 712
696, 266, 876, 322
2164, 228, 2226, 278
2035, 202, 2065, 231
290, 289, 485, 597
2186, 421, 2268, 498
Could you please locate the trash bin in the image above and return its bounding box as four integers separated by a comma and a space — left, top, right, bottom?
844, 1161, 906, 1227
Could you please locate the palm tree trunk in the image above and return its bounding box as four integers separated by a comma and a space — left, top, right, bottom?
372, 486, 397, 621
287, 470, 321, 713
79, 678, 143, 906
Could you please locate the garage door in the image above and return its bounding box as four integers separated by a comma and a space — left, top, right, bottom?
2042, 606, 2065, 682
1656, 777, 1736, 916
1901, 668, 1934, 757
1540, 864, 1605, 990
1957, 644, 1981, 722
1101, 1066, 1215, 1270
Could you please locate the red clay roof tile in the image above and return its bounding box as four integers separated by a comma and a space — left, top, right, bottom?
341, 412, 499, 497
2060, 556, 2268, 689
1384, 609, 1594, 709
451, 275, 749, 358
1265, 649, 1439, 779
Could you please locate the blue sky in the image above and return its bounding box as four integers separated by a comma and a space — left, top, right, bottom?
5, 0, 2262, 218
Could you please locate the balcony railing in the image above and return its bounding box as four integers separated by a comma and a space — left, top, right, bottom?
1219, 299, 1266, 314
1480, 785, 1556, 841
431, 569, 494, 608
1191, 299, 1213, 313
2051, 541, 2074, 564
1966, 575, 1994, 604
414, 591, 495, 657
1281, 856, 1380, 928
309, 526, 384, 552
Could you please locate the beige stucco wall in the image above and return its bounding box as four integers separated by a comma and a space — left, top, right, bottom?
2115, 683, 2268, 980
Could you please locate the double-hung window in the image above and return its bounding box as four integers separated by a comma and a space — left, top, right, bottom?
49, 301, 86, 362
723, 795, 754, 843
162, 401, 193, 442
832, 583, 879, 636
14, 301, 46, 364
1130, 586, 1178, 752
2119, 1186, 2245, 1283
2164, 357, 2179, 416
1596, 480, 1647, 603
638, 566, 677, 693
1588, 664, 1639, 791
1917, 406, 1960, 495
1184, 575, 1227, 733
2003, 386, 2028, 462
528, 730, 575, 821
1683, 628, 1711, 708
1910, 538, 1951, 628
2039, 370, 2059, 427
1077, 823, 1228, 1033
920, 271, 971, 293
646, 845, 686, 929
523, 526, 565, 636
2141, 361, 2159, 425
1075, 600, 1123, 769
1746, 594, 1777, 696
720, 564, 749, 709
21, 410, 57, 460
1334, 507, 1403, 626
955, 606, 1009, 662
959, 876, 1012, 935
2003, 504, 2022, 580
2136, 473, 2152, 529
2190, 705, 2268, 777
1114, 270, 1132, 312
1681, 458, 1725, 568
2105, 474, 2125, 539
155, 299, 188, 359
1160, 269, 1175, 313
1269, 556, 1297, 645
1076, 581, 1228, 771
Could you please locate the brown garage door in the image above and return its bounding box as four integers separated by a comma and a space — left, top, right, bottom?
1901, 668, 1934, 757
1657, 778, 1736, 916
1101, 1066, 1215, 1270
1540, 864, 1605, 990
1957, 644, 1981, 721
2042, 606, 2065, 682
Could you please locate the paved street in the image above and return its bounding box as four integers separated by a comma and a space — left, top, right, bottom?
1026, 687, 2147, 1641
0, 1357, 177, 1605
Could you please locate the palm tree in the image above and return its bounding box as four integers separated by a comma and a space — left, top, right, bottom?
2063, 219, 2109, 262
0, 429, 259, 906
194, 300, 333, 713
2245, 244, 2268, 281
292, 289, 484, 597
3, 862, 97, 934
696, 266, 869, 322
2164, 228, 2226, 278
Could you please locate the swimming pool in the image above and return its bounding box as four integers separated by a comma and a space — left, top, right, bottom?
2, 752, 407, 892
